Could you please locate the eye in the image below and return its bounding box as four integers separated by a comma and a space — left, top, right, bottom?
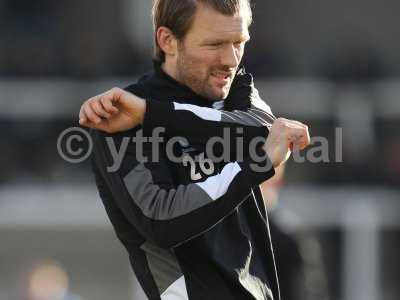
208, 42, 223, 48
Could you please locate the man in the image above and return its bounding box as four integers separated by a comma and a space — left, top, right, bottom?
79, 1, 310, 299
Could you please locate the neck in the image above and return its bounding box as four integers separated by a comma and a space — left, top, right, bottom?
161, 61, 179, 83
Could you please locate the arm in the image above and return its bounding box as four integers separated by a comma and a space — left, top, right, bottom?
79, 70, 273, 143
141, 92, 275, 156
138, 69, 276, 147
91, 128, 275, 249
80, 86, 275, 159
130, 68, 276, 149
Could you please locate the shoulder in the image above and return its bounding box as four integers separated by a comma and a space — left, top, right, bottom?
226, 66, 274, 115
249, 88, 274, 116
124, 71, 154, 98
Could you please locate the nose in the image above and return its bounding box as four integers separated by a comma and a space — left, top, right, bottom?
220, 44, 240, 69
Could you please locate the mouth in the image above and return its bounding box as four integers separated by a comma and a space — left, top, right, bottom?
211, 71, 232, 87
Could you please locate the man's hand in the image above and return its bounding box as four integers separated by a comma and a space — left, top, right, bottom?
263, 118, 310, 168
79, 87, 146, 133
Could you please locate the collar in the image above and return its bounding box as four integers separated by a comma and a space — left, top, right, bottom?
135, 60, 252, 110
150, 60, 250, 108
151, 60, 216, 107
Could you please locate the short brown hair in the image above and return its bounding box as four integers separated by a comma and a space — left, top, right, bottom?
152, 0, 252, 62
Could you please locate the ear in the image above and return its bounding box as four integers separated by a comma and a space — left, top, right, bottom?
156, 26, 178, 58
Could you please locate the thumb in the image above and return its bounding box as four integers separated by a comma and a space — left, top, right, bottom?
93, 119, 113, 133
80, 119, 112, 133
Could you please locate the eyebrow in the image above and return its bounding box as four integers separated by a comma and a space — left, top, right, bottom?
202, 35, 250, 45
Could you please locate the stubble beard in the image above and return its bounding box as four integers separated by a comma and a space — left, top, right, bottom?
176, 51, 231, 101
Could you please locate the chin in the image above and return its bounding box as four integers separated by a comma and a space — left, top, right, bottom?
208, 87, 230, 100
208, 92, 226, 101
217, 89, 230, 100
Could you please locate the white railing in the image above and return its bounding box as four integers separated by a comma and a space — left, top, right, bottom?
0, 79, 399, 118
0, 184, 398, 300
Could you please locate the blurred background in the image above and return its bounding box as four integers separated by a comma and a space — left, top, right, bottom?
0, 0, 399, 299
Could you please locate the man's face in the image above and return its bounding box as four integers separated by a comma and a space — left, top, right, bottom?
175, 4, 250, 100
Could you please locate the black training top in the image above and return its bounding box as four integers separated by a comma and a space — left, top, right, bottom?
91, 62, 280, 300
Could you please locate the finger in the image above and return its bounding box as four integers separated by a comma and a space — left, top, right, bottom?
79, 105, 87, 124
91, 100, 111, 119
108, 87, 125, 102
287, 127, 305, 138
79, 117, 88, 126
91, 119, 116, 134
303, 132, 311, 148
100, 96, 119, 114
293, 127, 311, 149
83, 103, 102, 124
91, 118, 108, 131
287, 131, 307, 150
100, 88, 121, 105
79, 115, 109, 132
295, 135, 310, 150
290, 122, 310, 146
80, 119, 95, 128
290, 139, 304, 151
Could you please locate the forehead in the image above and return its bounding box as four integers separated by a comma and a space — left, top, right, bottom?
187, 3, 250, 41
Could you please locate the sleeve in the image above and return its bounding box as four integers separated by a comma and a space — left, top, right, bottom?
91, 128, 275, 249
142, 88, 275, 159
125, 70, 275, 158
